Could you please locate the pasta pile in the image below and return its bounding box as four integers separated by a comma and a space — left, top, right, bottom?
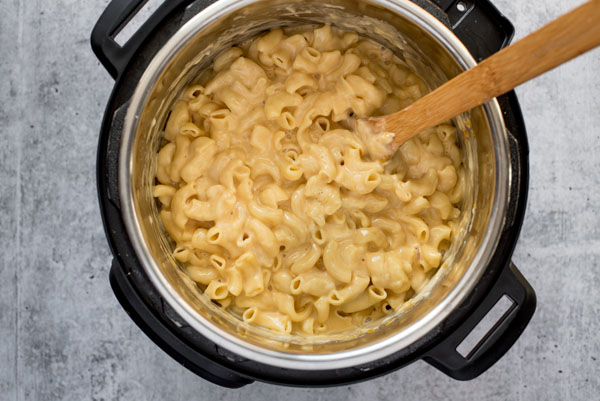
153, 25, 465, 335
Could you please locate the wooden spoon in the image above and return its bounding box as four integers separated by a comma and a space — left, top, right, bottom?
360, 0, 600, 160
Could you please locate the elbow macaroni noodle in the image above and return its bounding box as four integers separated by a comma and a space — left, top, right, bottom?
154, 25, 465, 335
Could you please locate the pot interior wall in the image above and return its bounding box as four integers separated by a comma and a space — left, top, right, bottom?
128, 0, 500, 355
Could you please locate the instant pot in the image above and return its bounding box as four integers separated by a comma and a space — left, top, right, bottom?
92, 0, 536, 387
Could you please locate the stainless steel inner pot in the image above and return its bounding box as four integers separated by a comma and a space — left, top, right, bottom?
118, 0, 510, 370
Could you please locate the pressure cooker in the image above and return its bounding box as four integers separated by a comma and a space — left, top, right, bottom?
91, 0, 536, 387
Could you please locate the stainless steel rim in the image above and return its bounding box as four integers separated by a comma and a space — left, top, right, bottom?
119, 0, 509, 370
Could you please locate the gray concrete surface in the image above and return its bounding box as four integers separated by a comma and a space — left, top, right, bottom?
1, 0, 599, 400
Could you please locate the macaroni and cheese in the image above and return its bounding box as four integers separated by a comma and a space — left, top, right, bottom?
153, 25, 465, 335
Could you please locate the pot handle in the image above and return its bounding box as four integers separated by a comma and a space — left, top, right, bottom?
423, 262, 536, 380
91, 0, 196, 79
109, 258, 254, 388
428, 0, 515, 59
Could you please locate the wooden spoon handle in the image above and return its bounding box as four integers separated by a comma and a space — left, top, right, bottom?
376, 0, 600, 152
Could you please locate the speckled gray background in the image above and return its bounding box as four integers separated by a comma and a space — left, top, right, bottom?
1, 0, 599, 400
